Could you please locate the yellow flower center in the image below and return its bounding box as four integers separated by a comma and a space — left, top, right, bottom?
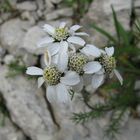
43, 66, 62, 85
68, 53, 88, 75
99, 55, 116, 74
54, 27, 69, 41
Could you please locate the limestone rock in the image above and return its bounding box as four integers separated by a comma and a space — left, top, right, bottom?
0, 66, 56, 140
16, 1, 37, 11
0, 19, 31, 54
45, 8, 73, 21
0, 116, 26, 140
21, 26, 46, 55
81, 0, 132, 46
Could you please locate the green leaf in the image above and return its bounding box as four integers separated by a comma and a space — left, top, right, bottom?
91, 24, 117, 43
111, 5, 120, 43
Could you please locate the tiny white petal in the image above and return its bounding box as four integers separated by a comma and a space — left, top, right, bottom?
96, 68, 105, 75
38, 77, 45, 88
91, 74, 104, 89
84, 61, 102, 74
81, 44, 101, 57
69, 44, 76, 53
74, 32, 89, 36
57, 41, 68, 72
60, 71, 80, 86
99, 49, 106, 54
52, 54, 59, 64
72, 76, 83, 92
56, 83, 70, 103
43, 24, 55, 36
83, 74, 92, 86
44, 50, 51, 66
105, 47, 114, 56
47, 43, 60, 56
26, 67, 43, 75
114, 69, 123, 85
59, 22, 66, 28
47, 86, 57, 102
67, 36, 85, 46
70, 25, 82, 31
37, 37, 54, 48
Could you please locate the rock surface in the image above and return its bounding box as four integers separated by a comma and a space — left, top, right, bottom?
21, 26, 46, 55
0, 19, 31, 54
81, 0, 134, 46
0, 116, 26, 140
0, 66, 55, 140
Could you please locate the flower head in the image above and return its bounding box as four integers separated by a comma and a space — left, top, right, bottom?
91, 46, 123, 88
99, 54, 116, 74
68, 53, 88, 74
37, 22, 88, 58
26, 50, 80, 103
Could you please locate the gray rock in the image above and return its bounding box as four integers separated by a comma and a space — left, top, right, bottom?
8, 0, 17, 9
36, 0, 45, 11
45, 8, 73, 21
44, 0, 54, 11
0, 46, 6, 58
0, 115, 26, 140
21, 11, 36, 25
16, 1, 37, 11
0, 66, 56, 140
1, 13, 12, 22
21, 26, 46, 55
0, 19, 31, 54
135, 80, 140, 90
3, 54, 15, 65
137, 105, 140, 116
81, 0, 132, 46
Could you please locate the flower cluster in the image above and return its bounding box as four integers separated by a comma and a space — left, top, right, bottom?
26, 22, 123, 103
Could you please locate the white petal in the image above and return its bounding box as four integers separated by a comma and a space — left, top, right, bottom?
57, 41, 68, 72
47, 86, 57, 102
59, 22, 66, 28
56, 83, 70, 103
96, 68, 104, 75
60, 71, 80, 86
67, 36, 85, 46
72, 76, 83, 92
43, 24, 55, 36
38, 77, 45, 88
37, 37, 54, 48
74, 32, 89, 36
83, 74, 92, 86
84, 61, 102, 74
26, 67, 43, 75
81, 44, 101, 57
69, 44, 76, 53
52, 54, 59, 64
70, 25, 82, 31
114, 69, 123, 85
44, 50, 51, 66
91, 74, 104, 89
47, 43, 60, 56
105, 47, 114, 56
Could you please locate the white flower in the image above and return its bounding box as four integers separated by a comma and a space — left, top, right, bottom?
37, 22, 88, 57
26, 50, 80, 103
80, 44, 101, 60
68, 53, 102, 92
90, 46, 123, 88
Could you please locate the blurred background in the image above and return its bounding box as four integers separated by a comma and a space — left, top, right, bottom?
0, 0, 140, 140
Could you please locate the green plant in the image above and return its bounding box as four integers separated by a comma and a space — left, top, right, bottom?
0, 0, 13, 13
72, 6, 140, 140
6, 57, 26, 77
64, 0, 93, 22
0, 94, 9, 126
